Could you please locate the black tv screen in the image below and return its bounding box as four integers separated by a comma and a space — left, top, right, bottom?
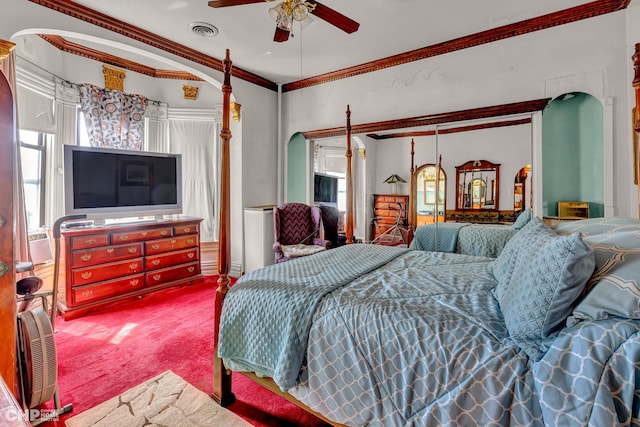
64, 145, 182, 219
314, 173, 338, 204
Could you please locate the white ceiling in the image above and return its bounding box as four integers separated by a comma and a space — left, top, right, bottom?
47, 0, 587, 85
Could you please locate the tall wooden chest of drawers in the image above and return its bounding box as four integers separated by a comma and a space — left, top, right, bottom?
371, 194, 409, 241
58, 217, 203, 320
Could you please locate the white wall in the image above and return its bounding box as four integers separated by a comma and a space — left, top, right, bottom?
2, 1, 280, 274
283, 10, 638, 218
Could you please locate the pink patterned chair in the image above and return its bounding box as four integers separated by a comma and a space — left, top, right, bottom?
273, 203, 330, 263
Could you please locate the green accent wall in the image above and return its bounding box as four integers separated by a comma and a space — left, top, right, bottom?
287, 133, 307, 203
542, 93, 604, 218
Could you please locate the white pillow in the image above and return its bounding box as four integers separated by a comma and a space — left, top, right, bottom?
281, 244, 326, 258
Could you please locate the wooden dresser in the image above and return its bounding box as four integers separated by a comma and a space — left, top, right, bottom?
371, 194, 409, 241
58, 217, 203, 320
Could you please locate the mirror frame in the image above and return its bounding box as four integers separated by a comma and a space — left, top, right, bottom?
455, 159, 500, 210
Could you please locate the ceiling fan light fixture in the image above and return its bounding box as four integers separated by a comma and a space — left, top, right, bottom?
268, 4, 283, 21
291, 3, 308, 21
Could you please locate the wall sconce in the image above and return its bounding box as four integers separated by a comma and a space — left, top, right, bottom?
103, 65, 126, 91
183, 85, 199, 100
230, 102, 241, 122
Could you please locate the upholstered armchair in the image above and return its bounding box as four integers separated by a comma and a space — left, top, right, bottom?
318, 204, 346, 248
273, 203, 330, 263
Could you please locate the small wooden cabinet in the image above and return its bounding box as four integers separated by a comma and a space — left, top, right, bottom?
371, 194, 409, 241
58, 217, 203, 320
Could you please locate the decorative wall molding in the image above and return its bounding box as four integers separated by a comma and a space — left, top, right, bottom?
16, 65, 56, 99
0, 39, 15, 60
102, 64, 126, 91
303, 99, 550, 140
40, 35, 204, 82
28, 0, 630, 92
282, 0, 630, 92
367, 118, 532, 140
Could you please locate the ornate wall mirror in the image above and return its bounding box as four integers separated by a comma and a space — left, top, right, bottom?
415, 163, 446, 226
455, 160, 500, 210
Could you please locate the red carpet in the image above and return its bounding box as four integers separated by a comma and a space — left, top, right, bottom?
45, 277, 329, 427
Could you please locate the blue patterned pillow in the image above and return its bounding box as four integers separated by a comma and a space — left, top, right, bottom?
511, 208, 532, 230
552, 217, 640, 236
495, 226, 595, 361
492, 217, 554, 301
566, 230, 640, 326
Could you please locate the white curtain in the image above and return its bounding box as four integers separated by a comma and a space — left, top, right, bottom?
168, 119, 217, 241
0, 48, 31, 273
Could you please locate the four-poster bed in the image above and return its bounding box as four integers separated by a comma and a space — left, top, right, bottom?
213, 50, 640, 426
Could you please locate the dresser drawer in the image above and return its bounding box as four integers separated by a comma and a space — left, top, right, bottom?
72, 274, 145, 305
145, 262, 200, 286
112, 227, 172, 243
72, 257, 144, 286
145, 248, 199, 271
69, 233, 109, 250
174, 223, 199, 236
145, 235, 198, 255
70, 242, 143, 267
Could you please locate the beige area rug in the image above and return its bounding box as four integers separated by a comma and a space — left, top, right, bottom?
65, 371, 253, 427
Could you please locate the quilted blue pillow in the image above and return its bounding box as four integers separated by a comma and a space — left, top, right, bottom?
566, 230, 640, 326
495, 224, 595, 361
492, 217, 554, 301
511, 208, 532, 230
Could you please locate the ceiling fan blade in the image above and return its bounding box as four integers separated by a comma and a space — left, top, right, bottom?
208, 0, 264, 8
273, 27, 290, 42
309, 1, 359, 34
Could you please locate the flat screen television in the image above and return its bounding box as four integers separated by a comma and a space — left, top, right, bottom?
63, 145, 182, 220
313, 173, 338, 204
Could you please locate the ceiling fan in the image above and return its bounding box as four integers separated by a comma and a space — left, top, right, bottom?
208, 0, 360, 43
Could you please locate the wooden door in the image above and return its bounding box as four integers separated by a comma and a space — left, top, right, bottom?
0, 70, 17, 394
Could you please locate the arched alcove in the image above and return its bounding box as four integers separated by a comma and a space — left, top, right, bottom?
542, 92, 604, 218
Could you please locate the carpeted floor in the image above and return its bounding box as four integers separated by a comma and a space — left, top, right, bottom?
65, 370, 251, 427
45, 277, 329, 427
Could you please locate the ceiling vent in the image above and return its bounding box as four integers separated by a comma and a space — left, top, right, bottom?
190, 22, 219, 37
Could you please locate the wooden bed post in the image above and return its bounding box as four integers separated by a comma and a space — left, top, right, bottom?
633, 43, 640, 218
407, 138, 415, 244
345, 105, 354, 244
213, 49, 235, 406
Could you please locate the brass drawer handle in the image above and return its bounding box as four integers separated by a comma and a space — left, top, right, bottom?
85, 238, 96, 245
81, 254, 91, 262
187, 253, 194, 259
151, 244, 160, 250
188, 266, 195, 273
140, 231, 148, 237
183, 227, 191, 233
151, 259, 160, 266
81, 289, 93, 297
106, 248, 114, 253
128, 247, 138, 254
81, 272, 92, 280
171, 239, 177, 245
161, 230, 169, 236
153, 274, 161, 281
130, 279, 139, 286
129, 263, 138, 270
119, 235, 129, 241
187, 239, 194, 245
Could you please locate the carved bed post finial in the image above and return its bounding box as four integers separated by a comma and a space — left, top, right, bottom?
407, 138, 415, 244
345, 105, 354, 244
213, 48, 235, 406
633, 43, 640, 132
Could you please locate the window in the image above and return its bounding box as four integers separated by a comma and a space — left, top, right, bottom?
19, 130, 49, 230
77, 108, 91, 146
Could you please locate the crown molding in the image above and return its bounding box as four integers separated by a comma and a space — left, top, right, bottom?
283, 0, 630, 92
39, 34, 203, 81
28, 0, 278, 91
302, 98, 550, 140
366, 118, 532, 140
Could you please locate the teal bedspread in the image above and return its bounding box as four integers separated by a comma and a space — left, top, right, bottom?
410, 222, 469, 252
218, 244, 408, 391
